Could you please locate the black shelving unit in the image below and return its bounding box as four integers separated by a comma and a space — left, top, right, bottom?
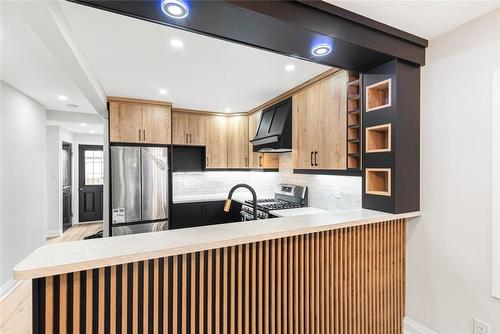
347, 72, 362, 170
362, 59, 420, 214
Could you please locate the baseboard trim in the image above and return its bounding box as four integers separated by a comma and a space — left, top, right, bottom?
46, 229, 62, 238
404, 317, 439, 334
0, 279, 22, 301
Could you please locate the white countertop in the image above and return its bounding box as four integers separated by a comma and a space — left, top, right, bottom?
14, 209, 420, 280
270, 207, 329, 217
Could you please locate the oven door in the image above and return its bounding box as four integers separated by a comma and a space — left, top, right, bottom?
241, 210, 255, 221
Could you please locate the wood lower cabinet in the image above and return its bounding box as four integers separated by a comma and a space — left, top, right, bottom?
227, 116, 248, 168
172, 111, 206, 145
206, 115, 227, 168
109, 98, 171, 144
292, 70, 347, 169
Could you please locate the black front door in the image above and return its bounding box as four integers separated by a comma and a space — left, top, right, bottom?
62, 142, 72, 231
79, 145, 104, 222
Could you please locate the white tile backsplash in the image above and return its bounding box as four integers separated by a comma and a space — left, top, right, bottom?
172, 171, 277, 198
276, 153, 362, 211
172, 153, 362, 211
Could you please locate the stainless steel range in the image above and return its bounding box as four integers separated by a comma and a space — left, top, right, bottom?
241, 184, 307, 220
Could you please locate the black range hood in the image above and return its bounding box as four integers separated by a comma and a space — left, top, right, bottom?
250, 97, 292, 152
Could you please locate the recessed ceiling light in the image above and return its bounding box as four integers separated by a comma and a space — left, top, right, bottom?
225, 107, 231, 113
285, 64, 295, 72
80, 123, 87, 127
311, 44, 332, 57
90, 129, 95, 134
159, 89, 167, 95
161, 0, 189, 19
58, 95, 68, 101
170, 39, 184, 48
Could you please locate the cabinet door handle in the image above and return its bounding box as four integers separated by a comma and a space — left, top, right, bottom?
143, 129, 146, 142
139, 129, 141, 141
189, 133, 192, 143
185, 133, 188, 143
259, 155, 262, 167
206, 157, 209, 166
310, 151, 314, 166
314, 151, 318, 166
245, 157, 248, 167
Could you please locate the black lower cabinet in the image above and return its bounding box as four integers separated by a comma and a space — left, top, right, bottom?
170, 200, 242, 229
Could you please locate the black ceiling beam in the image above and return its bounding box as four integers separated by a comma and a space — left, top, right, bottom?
70, 0, 427, 71
234, 1, 427, 65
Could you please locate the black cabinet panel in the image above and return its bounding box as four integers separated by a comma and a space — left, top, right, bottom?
172, 146, 206, 172
171, 200, 242, 229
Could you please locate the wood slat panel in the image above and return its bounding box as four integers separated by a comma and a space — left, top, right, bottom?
73, 271, 80, 334
33, 220, 406, 334
110, 266, 117, 334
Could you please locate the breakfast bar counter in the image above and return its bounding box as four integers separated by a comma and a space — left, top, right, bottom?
16, 209, 420, 333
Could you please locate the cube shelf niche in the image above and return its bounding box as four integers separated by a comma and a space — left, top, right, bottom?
366, 79, 391, 112
348, 127, 359, 141
365, 168, 391, 196
348, 156, 360, 169
348, 98, 360, 113
366, 123, 391, 153
348, 113, 360, 127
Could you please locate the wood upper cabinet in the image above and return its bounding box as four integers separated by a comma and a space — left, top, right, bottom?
109, 98, 171, 144
292, 71, 347, 169
172, 111, 189, 144
172, 111, 207, 145
248, 111, 261, 168
227, 116, 249, 168
316, 71, 347, 169
142, 104, 171, 144
187, 113, 207, 145
293, 85, 319, 169
109, 101, 143, 143
248, 111, 279, 168
206, 115, 227, 168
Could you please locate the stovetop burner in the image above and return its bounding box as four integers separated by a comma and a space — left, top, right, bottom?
244, 198, 304, 211
240, 184, 307, 220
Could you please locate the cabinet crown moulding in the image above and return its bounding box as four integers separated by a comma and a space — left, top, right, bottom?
172, 108, 247, 117
107, 96, 173, 107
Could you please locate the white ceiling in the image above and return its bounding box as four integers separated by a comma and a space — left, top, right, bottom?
59, 2, 331, 113
0, 3, 98, 114
3, 0, 498, 119
46, 110, 104, 135
329, 0, 499, 40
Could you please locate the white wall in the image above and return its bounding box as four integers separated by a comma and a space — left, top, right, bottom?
493, 70, 500, 299
406, 9, 500, 334
0, 81, 47, 288
46, 126, 103, 235
46, 125, 61, 236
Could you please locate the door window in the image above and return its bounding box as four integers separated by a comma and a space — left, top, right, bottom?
84, 150, 104, 185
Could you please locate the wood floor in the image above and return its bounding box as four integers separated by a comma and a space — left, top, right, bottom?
0, 222, 102, 334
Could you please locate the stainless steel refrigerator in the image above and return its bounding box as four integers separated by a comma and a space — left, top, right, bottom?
111, 146, 169, 236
